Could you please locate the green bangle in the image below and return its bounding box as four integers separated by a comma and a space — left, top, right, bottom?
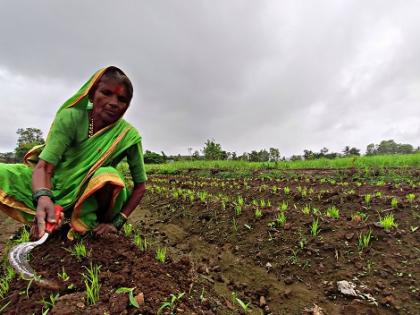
112, 213, 127, 230
32, 188, 54, 207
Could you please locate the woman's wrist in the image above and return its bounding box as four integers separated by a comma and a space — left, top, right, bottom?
32, 188, 54, 207
111, 212, 128, 230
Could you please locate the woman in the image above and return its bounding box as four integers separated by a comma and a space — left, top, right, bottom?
0, 66, 147, 239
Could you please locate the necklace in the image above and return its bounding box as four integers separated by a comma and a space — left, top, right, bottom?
88, 115, 94, 138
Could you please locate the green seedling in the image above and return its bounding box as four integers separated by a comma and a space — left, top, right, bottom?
283, 186, 290, 194
65, 241, 89, 262
379, 214, 397, 231
199, 287, 206, 303
57, 267, 70, 281
123, 223, 134, 237
310, 218, 320, 236
302, 204, 311, 215
275, 212, 286, 227
410, 226, 418, 232
116, 287, 139, 308
406, 193, 416, 204
16, 226, 30, 243
326, 206, 340, 219
41, 293, 59, 311
157, 292, 185, 314
235, 297, 251, 313
254, 208, 263, 219
352, 211, 368, 222
0, 265, 15, 299
198, 191, 208, 203
236, 196, 245, 207
358, 229, 373, 252
235, 204, 242, 216
279, 201, 288, 212
232, 217, 238, 232
133, 233, 148, 251
82, 263, 101, 305
155, 247, 167, 263
364, 194, 372, 206
0, 278, 10, 299
390, 197, 398, 209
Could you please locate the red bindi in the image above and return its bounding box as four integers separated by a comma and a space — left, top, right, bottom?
113, 85, 124, 95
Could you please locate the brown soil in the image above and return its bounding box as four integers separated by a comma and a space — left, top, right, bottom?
1, 168, 419, 314
1, 230, 229, 314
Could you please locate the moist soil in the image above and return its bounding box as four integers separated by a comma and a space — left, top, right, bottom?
1, 229, 228, 314
1, 168, 419, 314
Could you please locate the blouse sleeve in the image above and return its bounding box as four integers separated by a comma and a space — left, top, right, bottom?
126, 141, 147, 183
39, 109, 76, 166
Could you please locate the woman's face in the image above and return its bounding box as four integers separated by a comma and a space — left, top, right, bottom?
91, 78, 130, 125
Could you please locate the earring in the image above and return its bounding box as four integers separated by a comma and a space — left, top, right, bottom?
87, 99, 93, 110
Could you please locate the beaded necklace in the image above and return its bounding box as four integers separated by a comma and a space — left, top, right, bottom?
88, 116, 94, 138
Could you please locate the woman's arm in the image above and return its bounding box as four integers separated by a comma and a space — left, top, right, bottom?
32, 160, 57, 238
93, 182, 146, 235
121, 182, 146, 217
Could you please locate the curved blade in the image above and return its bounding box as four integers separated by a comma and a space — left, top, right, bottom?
8, 233, 49, 280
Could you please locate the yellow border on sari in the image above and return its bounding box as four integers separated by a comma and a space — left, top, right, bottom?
0, 204, 30, 224
71, 172, 124, 233
70, 127, 130, 232
65, 67, 108, 109
0, 190, 35, 215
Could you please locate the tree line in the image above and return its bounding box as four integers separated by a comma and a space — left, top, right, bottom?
0, 129, 419, 164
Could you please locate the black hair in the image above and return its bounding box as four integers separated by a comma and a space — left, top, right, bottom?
88, 66, 133, 103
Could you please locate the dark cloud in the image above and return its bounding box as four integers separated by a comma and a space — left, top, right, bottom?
0, 1, 419, 156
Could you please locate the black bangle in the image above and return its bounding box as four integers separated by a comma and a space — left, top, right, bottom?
112, 212, 127, 230
32, 188, 54, 207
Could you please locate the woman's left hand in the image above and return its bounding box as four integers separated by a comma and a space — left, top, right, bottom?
93, 223, 117, 235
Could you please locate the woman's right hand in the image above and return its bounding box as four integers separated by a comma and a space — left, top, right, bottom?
33, 196, 57, 239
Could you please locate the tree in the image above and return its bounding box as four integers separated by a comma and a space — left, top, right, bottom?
202, 139, 226, 160
366, 143, 377, 155
143, 150, 166, 164
290, 155, 302, 161
0, 152, 16, 163
343, 146, 360, 156
192, 150, 200, 160
14, 128, 44, 162
303, 150, 315, 160
269, 147, 280, 162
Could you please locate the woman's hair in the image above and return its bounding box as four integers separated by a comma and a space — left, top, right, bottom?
88, 66, 134, 103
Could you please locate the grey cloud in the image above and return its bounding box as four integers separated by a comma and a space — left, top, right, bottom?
0, 0, 419, 156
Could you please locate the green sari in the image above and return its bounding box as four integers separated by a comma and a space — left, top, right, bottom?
0, 67, 144, 234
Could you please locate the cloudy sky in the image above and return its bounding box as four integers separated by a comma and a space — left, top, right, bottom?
0, 1, 419, 157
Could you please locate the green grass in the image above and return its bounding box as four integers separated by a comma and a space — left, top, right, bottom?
143, 153, 420, 174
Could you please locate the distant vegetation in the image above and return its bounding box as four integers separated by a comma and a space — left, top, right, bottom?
145, 153, 420, 174
143, 138, 420, 165
1, 130, 419, 169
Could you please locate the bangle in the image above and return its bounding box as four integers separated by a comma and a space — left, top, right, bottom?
112, 212, 127, 230
32, 188, 54, 207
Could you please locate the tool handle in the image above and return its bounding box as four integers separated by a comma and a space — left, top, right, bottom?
45, 205, 63, 233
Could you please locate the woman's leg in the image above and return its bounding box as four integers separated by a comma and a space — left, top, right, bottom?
70, 166, 128, 233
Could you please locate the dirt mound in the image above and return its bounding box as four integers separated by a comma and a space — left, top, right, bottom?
2, 231, 222, 314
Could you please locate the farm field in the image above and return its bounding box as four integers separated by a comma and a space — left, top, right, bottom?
0, 165, 419, 314
134, 166, 420, 314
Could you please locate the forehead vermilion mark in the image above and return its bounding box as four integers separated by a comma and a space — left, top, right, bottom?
113, 85, 125, 95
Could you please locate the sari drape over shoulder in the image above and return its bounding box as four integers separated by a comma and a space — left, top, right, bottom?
0, 66, 145, 233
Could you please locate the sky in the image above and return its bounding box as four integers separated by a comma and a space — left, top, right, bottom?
0, 0, 419, 157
